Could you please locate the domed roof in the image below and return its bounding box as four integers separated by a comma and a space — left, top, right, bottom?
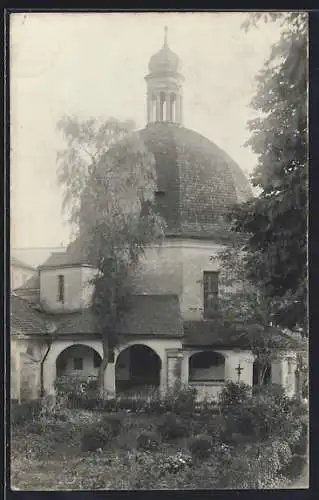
138, 122, 252, 239
148, 27, 181, 75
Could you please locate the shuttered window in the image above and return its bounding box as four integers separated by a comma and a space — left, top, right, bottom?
203, 271, 219, 318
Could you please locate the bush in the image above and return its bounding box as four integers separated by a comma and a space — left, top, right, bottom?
245, 385, 304, 443
218, 381, 251, 408
188, 435, 214, 460
163, 385, 197, 415
217, 384, 306, 446
162, 451, 193, 474
80, 427, 110, 452
280, 454, 308, 480
99, 413, 123, 438
157, 413, 189, 441
216, 439, 292, 489
80, 414, 123, 452
136, 431, 160, 451
11, 399, 42, 426
54, 375, 99, 409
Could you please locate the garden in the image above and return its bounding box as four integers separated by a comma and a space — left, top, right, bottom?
11, 379, 308, 490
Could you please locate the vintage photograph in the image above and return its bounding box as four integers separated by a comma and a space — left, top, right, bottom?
10, 11, 308, 490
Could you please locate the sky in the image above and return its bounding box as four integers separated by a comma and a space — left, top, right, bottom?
10, 12, 284, 250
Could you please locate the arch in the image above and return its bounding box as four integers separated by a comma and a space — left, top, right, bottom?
253, 359, 272, 386
55, 344, 102, 378
115, 344, 162, 394
189, 350, 225, 382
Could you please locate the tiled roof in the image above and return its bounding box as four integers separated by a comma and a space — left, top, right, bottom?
118, 294, 183, 336
11, 294, 47, 336
11, 256, 35, 271
38, 239, 91, 269
16, 273, 40, 290
43, 294, 183, 337
139, 123, 252, 236
183, 321, 306, 349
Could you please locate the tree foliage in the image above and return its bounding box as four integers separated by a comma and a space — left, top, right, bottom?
216, 244, 301, 384
57, 117, 165, 389
56, 116, 135, 229
231, 12, 308, 332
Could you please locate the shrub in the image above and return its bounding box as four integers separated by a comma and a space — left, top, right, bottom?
162, 451, 193, 474
217, 384, 306, 445
136, 431, 160, 451
99, 413, 123, 437
80, 427, 110, 452
11, 399, 42, 426
188, 434, 214, 460
216, 439, 292, 489
80, 414, 123, 452
245, 385, 304, 443
202, 415, 229, 441
290, 420, 308, 455
280, 454, 308, 481
163, 385, 197, 415
54, 375, 99, 409
218, 381, 251, 408
157, 413, 189, 441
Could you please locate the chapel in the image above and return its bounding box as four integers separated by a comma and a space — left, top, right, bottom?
11, 28, 303, 402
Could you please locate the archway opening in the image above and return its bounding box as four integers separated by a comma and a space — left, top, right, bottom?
56, 344, 102, 379
189, 351, 225, 382
115, 344, 161, 394
253, 359, 272, 386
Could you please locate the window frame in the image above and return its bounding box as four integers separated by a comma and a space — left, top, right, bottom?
203, 270, 219, 318
57, 274, 65, 304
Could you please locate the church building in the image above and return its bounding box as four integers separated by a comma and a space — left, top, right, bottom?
11, 28, 303, 403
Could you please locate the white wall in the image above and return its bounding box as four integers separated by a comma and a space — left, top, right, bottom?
190, 364, 225, 381
131, 238, 225, 320
57, 344, 100, 378
190, 382, 225, 401
81, 266, 97, 307
40, 265, 96, 312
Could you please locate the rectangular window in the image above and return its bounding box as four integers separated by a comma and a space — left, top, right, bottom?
203, 271, 219, 318
57, 275, 65, 304
73, 358, 83, 370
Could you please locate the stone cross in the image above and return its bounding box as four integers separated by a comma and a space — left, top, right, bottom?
236, 363, 243, 383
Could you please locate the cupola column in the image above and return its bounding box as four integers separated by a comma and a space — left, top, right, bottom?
145, 27, 184, 126
175, 95, 180, 124
166, 93, 171, 121
156, 94, 161, 121
147, 95, 152, 123
179, 95, 183, 125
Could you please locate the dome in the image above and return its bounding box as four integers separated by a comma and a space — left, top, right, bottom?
138, 122, 252, 239
148, 45, 180, 75
148, 26, 181, 75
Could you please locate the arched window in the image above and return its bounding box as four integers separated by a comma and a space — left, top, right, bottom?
189, 351, 225, 382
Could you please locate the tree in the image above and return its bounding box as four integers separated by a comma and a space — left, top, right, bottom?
57, 117, 165, 391
215, 244, 304, 385
56, 115, 135, 231
230, 12, 308, 332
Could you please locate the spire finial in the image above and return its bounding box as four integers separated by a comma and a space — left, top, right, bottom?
164, 25, 168, 47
